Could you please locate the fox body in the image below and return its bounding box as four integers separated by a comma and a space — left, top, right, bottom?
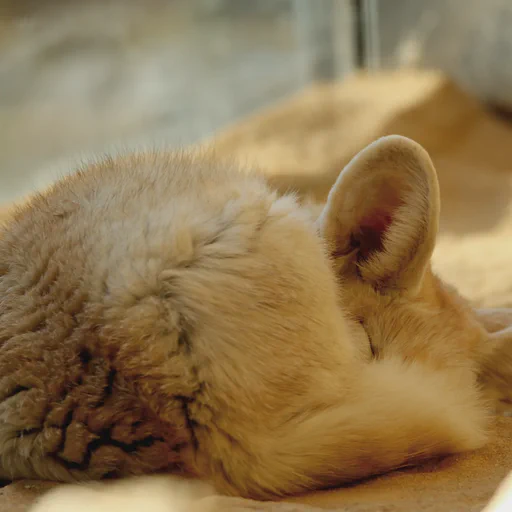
0, 136, 510, 509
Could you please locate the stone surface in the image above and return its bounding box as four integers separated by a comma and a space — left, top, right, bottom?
0, 0, 303, 205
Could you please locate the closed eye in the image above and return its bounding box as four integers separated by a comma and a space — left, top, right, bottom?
359, 319, 377, 359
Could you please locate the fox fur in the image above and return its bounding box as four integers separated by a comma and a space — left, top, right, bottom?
0, 136, 510, 511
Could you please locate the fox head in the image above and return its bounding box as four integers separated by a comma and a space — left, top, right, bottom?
316, 135, 489, 374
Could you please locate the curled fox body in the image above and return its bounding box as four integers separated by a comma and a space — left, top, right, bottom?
0, 136, 511, 509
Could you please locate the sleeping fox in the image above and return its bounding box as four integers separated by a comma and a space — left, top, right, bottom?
0, 136, 510, 511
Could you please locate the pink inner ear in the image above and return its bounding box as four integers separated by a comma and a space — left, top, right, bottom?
355, 209, 394, 258
360, 210, 393, 236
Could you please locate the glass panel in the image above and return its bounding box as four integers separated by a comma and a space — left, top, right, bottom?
3, 0, 353, 203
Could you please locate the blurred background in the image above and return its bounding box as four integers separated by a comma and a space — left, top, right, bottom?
1, 0, 512, 205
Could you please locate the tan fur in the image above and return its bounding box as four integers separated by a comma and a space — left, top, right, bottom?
0, 136, 510, 511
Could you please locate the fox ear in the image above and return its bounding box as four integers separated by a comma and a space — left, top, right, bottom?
318, 135, 440, 293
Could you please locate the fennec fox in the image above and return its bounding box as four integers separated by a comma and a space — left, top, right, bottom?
0, 136, 510, 511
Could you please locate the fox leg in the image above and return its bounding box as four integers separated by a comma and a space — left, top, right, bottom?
474, 308, 512, 333
471, 308, 512, 413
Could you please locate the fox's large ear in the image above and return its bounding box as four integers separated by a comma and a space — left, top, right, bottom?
317, 135, 440, 293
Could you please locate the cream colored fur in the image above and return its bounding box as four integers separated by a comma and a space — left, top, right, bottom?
0, 136, 507, 511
